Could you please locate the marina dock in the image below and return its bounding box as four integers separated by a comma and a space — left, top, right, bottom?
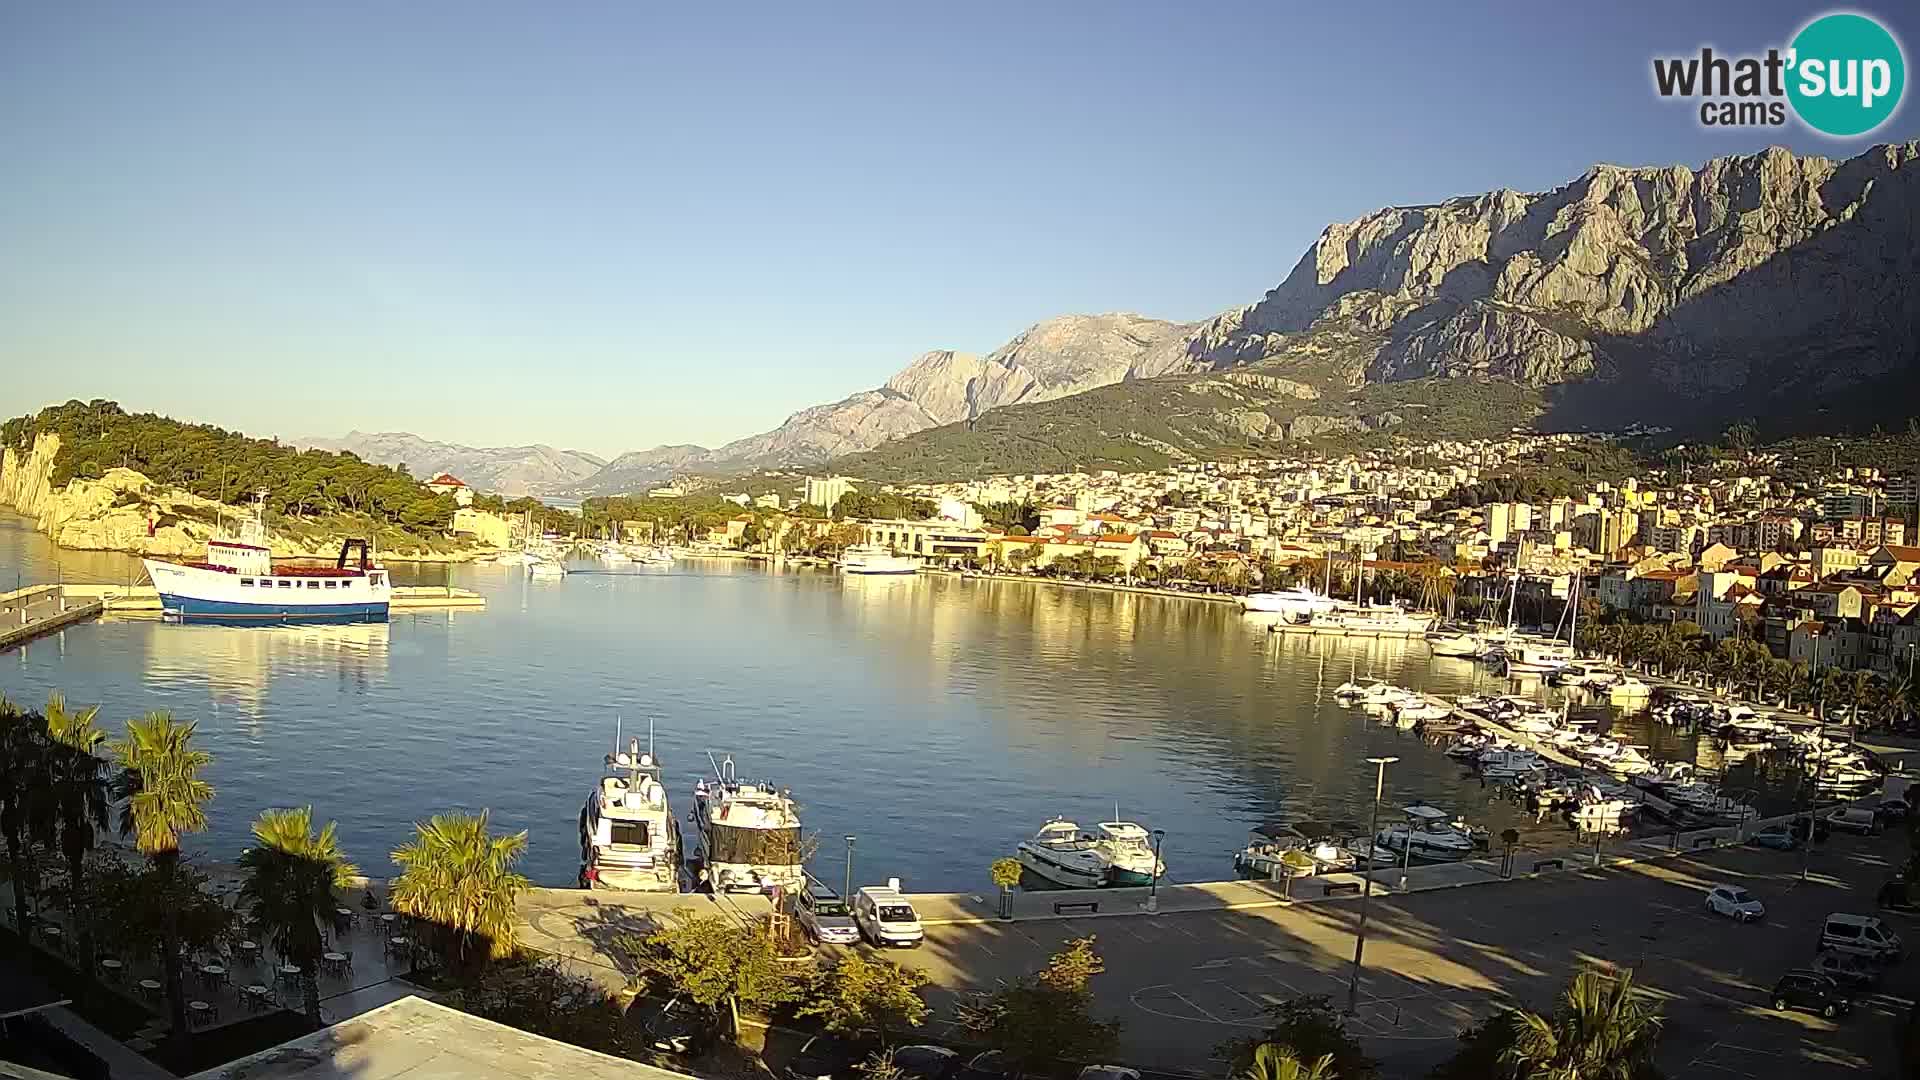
1269, 622, 1430, 640
0, 584, 105, 651
1423, 691, 1582, 766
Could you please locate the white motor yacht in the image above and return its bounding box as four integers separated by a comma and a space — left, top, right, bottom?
1377, 805, 1477, 862
1090, 821, 1164, 886
841, 544, 920, 575
580, 737, 681, 892
1017, 819, 1110, 888
1241, 586, 1341, 621
1427, 632, 1481, 658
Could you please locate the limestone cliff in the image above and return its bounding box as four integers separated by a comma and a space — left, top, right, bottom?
1, 433, 484, 561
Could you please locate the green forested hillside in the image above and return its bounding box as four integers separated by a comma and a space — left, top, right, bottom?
830, 331, 1546, 482
3, 400, 459, 535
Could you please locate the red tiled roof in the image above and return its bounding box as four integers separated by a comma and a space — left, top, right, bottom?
428, 473, 466, 487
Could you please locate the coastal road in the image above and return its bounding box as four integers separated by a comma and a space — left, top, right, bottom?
520, 833, 1915, 1078
879, 836, 1913, 1078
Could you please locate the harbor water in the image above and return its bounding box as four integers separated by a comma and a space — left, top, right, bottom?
1, 512, 1760, 892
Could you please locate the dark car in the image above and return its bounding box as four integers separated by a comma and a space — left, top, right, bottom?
1880, 797, 1913, 821
1790, 816, 1833, 843
954, 1050, 1020, 1080
1077, 1068, 1142, 1080
785, 1036, 871, 1080
637, 996, 720, 1057
1879, 881, 1920, 913
893, 1045, 961, 1080
1810, 949, 1882, 989
1749, 824, 1802, 851
1770, 970, 1852, 1019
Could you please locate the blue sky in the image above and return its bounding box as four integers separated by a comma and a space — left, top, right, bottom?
2, 2, 1914, 458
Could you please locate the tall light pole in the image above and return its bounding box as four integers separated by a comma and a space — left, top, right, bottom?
843, 835, 856, 902
1147, 829, 1166, 914
1802, 632, 1823, 884
1348, 756, 1398, 1016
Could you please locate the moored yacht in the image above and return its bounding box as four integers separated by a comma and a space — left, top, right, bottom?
1376, 805, 1476, 862
1090, 821, 1164, 886
692, 755, 804, 893
580, 736, 682, 891
1241, 585, 1341, 621
1017, 819, 1110, 888
840, 544, 920, 575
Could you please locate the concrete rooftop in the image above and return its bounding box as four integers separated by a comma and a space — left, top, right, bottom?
185, 995, 691, 1080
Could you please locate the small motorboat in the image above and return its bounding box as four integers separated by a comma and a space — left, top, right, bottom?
1017, 819, 1109, 888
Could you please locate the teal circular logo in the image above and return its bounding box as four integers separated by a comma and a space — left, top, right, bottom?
1788, 13, 1906, 136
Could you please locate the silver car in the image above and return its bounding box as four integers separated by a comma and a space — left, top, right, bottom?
791, 880, 860, 944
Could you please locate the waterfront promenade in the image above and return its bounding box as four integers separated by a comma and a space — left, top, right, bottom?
515, 809, 1893, 1079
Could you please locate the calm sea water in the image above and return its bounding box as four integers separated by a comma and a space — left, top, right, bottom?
1, 512, 1717, 892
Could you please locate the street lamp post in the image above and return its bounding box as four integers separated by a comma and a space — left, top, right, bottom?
1348, 756, 1398, 1016
1147, 829, 1166, 914
1802, 633, 1824, 883
843, 835, 856, 903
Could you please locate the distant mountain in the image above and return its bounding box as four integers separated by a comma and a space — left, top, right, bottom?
567, 313, 1193, 493
838, 140, 1920, 479
300, 431, 605, 496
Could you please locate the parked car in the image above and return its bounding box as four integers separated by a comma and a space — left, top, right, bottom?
1810, 949, 1882, 989
954, 1050, 1020, 1080
1821, 912, 1904, 962
1791, 816, 1833, 843
1749, 824, 1801, 851
786, 1035, 870, 1080
1880, 797, 1912, 821
892, 1045, 961, 1080
1704, 883, 1765, 922
1770, 970, 1851, 1018
1077, 1068, 1141, 1080
790, 877, 861, 945
1878, 880, 1920, 913
637, 996, 720, 1057
854, 883, 925, 947
1827, 807, 1882, 835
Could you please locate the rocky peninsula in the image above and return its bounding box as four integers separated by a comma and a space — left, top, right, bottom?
0, 432, 494, 563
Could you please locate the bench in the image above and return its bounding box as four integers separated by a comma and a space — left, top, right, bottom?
1692, 836, 1720, 848
1052, 900, 1099, 916
1531, 858, 1564, 872
1323, 882, 1363, 897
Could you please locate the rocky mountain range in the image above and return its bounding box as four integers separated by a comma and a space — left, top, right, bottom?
841, 139, 1920, 479
318, 140, 1920, 493
298, 431, 605, 496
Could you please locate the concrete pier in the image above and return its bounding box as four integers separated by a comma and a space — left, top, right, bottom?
1423, 692, 1582, 766
0, 584, 104, 651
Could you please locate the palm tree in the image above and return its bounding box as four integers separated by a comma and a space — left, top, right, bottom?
0, 699, 51, 935
239, 808, 358, 1024
1239, 1043, 1337, 1080
44, 693, 113, 971
1505, 967, 1662, 1080
111, 711, 214, 1040
389, 811, 530, 971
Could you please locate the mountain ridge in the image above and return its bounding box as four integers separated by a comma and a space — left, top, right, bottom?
298, 431, 607, 496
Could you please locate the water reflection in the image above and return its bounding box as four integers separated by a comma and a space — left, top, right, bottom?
0, 513, 1765, 888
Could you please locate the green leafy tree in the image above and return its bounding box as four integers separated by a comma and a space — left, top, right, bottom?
111, 710, 214, 1040
956, 936, 1121, 1073
240, 807, 359, 1023
0, 699, 51, 938
44, 693, 113, 973
1220, 997, 1375, 1080
799, 953, 931, 1039
1242, 1043, 1338, 1080
1427, 1012, 1522, 1080
390, 811, 530, 970
623, 910, 801, 1034
443, 958, 647, 1060
1504, 968, 1662, 1080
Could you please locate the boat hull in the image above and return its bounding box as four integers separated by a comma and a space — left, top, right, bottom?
1016, 847, 1108, 888
1106, 867, 1158, 887
843, 567, 919, 575
157, 593, 388, 623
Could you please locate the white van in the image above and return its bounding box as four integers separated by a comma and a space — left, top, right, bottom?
1822, 913, 1903, 962
854, 880, 924, 948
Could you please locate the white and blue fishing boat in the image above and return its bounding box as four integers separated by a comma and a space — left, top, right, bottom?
142, 496, 390, 622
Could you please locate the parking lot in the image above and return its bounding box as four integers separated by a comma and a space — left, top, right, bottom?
888, 831, 1916, 1077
